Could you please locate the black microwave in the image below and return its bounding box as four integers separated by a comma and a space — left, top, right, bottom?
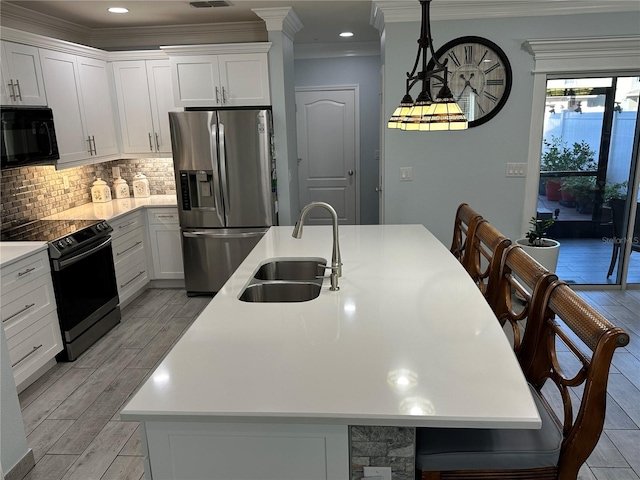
1, 106, 59, 169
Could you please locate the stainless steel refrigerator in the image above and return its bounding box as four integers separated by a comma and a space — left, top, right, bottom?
169, 109, 276, 295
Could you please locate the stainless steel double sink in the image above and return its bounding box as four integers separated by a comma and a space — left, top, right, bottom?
239, 258, 327, 303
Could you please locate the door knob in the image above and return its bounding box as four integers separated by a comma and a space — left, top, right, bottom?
348, 170, 354, 176
375, 186, 383, 192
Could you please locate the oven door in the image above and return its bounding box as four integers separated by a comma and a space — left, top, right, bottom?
51, 237, 119, 343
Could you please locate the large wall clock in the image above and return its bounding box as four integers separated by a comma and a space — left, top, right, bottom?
428, 36, 512, 128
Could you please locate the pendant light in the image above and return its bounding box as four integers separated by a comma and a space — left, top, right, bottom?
387, 0, 467, 131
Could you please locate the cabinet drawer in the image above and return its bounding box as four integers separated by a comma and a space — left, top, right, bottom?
1, 250, 50, 295
112, 226, 145, 269
116, 258, 149, 304
2, 274, 56, 339
147, 208, 179, 225
110, 211, 144, 238
7, 310, 63, 388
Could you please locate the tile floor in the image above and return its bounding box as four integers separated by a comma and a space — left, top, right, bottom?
14, 287, 640, 480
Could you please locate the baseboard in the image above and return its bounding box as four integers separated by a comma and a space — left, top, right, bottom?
4, 449, 35, 480
16, 358, 57, 394
149, 279, 185, 289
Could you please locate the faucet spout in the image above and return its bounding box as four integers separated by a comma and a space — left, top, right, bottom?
292, 201, 342, 291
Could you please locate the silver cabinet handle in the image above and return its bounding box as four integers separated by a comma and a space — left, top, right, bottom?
118, 221, 137, 229
120, 271, 145, 288
14, 79, 22, 101
222, 86, 227, 104
91, 135, 97, 155
87, 136, 93, 154
215, 86, 220, 104
116, 241, 142, 256
12, 344, 43, 368
155, 132, 160, 152
7, 80, 16, 100
3, 303, 36, 323
17, 267, 36, 277
155, 215, 176, 218
183, 231, 265, 239
148, 133, 153, 151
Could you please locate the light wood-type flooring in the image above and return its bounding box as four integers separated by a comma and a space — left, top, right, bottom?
15, 288, 640, 480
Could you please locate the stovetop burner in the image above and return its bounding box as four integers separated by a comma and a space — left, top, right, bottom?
1, 219, 113, 259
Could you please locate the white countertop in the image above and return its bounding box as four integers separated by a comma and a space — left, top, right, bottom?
43, 194, 177, 221
0, 242, 48, 268
121, 225, 541, 429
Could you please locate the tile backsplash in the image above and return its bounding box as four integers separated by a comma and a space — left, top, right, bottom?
1, 158, 176, 230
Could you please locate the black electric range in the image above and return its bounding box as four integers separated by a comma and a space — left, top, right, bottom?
1, 218, 121, 361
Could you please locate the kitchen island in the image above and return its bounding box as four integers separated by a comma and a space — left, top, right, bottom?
121, 225, 540, 480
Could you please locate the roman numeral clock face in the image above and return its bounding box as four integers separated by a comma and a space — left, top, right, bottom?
428, 36, 512, 127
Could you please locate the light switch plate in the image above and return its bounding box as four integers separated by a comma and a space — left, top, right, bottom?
506, 163, 526, 177
400, 167, 413, 181
363, 466, 391, 480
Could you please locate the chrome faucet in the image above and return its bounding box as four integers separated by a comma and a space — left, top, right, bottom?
292, 201, 342, 291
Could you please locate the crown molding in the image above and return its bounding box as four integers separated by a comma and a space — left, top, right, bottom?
372, 0, 640, 30
107, 50, 169, 61
252, 7, 304, 40
0, 2, 91, 45
0, 26, 108, 60
91, 22, 267, 50
523, 35, 640, 73
294, 42, 380, 60
160, 42, 272, 56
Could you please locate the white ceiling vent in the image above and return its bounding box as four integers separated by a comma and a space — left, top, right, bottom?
189, 1, 233, 8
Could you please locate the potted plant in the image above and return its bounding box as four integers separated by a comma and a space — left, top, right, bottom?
560, 176, 597, 214
516, 216, 561, 272
540, 136, 596, 202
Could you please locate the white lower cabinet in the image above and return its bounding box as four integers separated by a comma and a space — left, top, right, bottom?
147, 208, 183, 280
141, 422, 349, 480
110, 210, 149, 305
0, 249, 63, 390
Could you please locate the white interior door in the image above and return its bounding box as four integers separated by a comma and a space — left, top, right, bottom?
296, 87, 358, 225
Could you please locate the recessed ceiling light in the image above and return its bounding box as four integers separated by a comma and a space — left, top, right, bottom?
340, 32, 354, 38
108, 7, 129, 14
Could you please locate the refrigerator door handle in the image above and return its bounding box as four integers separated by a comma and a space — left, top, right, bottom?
218, 122, 231, 225
183, 231, 267, 239
209, 118, 226, 226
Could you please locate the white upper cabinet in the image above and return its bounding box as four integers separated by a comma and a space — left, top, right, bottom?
39, 49, 118, 166
0, 41, 47, 106
163, 44, 271, 108
76, 56, 119, 157
112, 59, 179, 155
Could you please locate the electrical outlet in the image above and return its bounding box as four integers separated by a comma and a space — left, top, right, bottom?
112, 166, 121, 179
363, 466, 391, 480
400, 167, 413, 181
62, 175, 69, 189
506, 163, 526, 177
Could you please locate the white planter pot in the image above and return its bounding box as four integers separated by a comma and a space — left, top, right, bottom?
516, 238, 561, 273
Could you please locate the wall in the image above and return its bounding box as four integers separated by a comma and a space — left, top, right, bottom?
295, 55, 381, 224
381, 11, 640, 244
0, 158, 175, 229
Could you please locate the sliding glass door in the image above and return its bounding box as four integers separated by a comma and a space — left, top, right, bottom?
538, 76, 640, 285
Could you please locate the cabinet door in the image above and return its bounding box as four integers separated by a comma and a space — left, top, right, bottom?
147, 59, 179, 153
112, 60, 156, 154
77, 56, 119, 157
218, 53, 270, 106
39, 48, 90, 164
1, 41, 47, 106
148, 223, 184, 280
170, 55, 222, 107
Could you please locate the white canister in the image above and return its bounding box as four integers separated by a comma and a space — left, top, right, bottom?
113, 177, 130, 199
91, 178, 112, 203
132, 172, 150, 198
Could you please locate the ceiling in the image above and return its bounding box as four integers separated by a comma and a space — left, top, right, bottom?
3, 1, 382, 45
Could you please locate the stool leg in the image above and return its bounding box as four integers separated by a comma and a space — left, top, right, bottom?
607, 243, 620, 278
